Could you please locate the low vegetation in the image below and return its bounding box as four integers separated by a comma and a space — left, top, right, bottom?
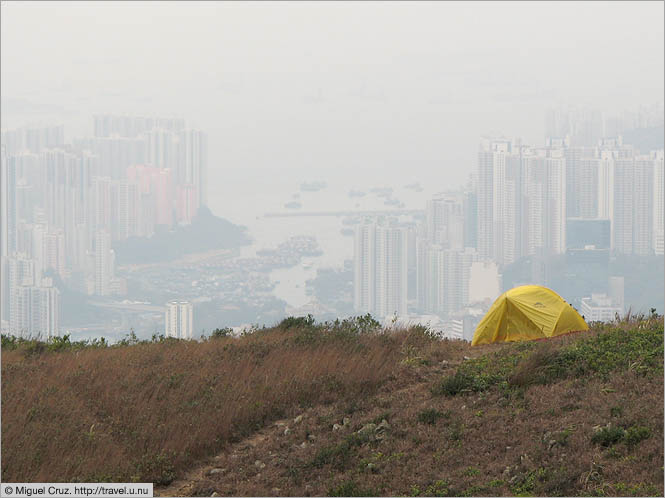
2, 313, 663, 497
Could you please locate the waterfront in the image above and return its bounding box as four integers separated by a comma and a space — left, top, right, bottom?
211, 172, 435, 309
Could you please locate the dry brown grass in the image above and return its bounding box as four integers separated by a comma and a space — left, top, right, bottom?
2, 317, 663, 497
2, 327, 419, 483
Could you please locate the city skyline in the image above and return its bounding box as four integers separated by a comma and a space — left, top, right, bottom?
1, 103, 663, 340
1, 2, 663, 341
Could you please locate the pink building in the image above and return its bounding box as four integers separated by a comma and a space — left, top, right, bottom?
126, 165, 174, 228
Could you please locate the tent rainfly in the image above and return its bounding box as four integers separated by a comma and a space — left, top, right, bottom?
471, 285, 589, 346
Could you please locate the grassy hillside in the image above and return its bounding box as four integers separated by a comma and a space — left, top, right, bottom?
2, 314, 663, 496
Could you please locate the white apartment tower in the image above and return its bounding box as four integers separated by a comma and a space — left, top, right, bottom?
522, 148, 566, 256
94, 230, 114, 296
179, 129, 208, 208
353, 224, 376, 313
1, 146, 8, 259
477, 138, 523, 265
416, 241, 478, 317
653, 151, 664, 255
633, 155, 655, 256
41, 229, 67, 279
10, 281, 60, 338
10, 282, 60, 338
597, 149, 615, 224
1, 146, 8, 324
165, 301, 194, 339
374, 226, 408, 317
353, 223, 408, 318
116, 181, 140, 240
6, 254, 60, 338
425, 194, 464, 250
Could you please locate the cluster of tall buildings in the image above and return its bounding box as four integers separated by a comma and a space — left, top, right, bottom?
354, 127, 664, 330
1, 116, 208, 337
475, 133, 663, 263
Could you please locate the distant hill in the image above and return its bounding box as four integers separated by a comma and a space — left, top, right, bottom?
622, 125, 664, 154
113, 206, 251, 264
2, 314, 662, 496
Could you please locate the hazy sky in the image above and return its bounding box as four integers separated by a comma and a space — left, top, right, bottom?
2, 1, 663, 186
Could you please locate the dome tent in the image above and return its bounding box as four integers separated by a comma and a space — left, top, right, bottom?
471, 285, 589, 346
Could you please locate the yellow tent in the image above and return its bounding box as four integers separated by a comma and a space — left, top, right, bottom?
471, 285, 589, 346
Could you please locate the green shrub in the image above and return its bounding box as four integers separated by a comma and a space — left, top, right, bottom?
210, 327, 233, 338
310, 433, 366, 469
447, 422, 464, 442
432, 371, 476, 396
279, 314, 316, 330
134, 451, 176, 485
418, 408, 448, 425
328, 480, 377, 497
423, 479, 453, 497
510, 468, 548, 496
553, 428, 573, 447
591, 425, 626, 447
463, 466, 480, 477
624, 426, 651, 448
371, 411, 392, 425
432, 318, 663, 398
328, 314, 382, 337
508, 347, 568, 387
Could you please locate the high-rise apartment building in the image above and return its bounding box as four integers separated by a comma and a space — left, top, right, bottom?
479, 137, 571, 266
374, 226, 408, 317
6, 253, 59, 337
477, 137, 528, 265
116, 181, 140, 240
1, 125, 64, 155
522, 148, 566, 256
354, 224, 376, 314
1, 147, 9, 325
653, 151, 664, 255
425, 194, 464, 250
165, 301, 194, 339
7, 253, 35, 331
597, 149, 615, 224
353, 223, 408, 318
633, 155, 655, 256
580, 293, 622, 323
94, 230, 114, 296
9, 280, 60, 338
41, 229, 67, 279
416, 241, 478, 318
610, 151, 656, 256
178, 129, 208, 208
478, 138, 516, 261
92, 177, 113, 235
1, 146, 9, 259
